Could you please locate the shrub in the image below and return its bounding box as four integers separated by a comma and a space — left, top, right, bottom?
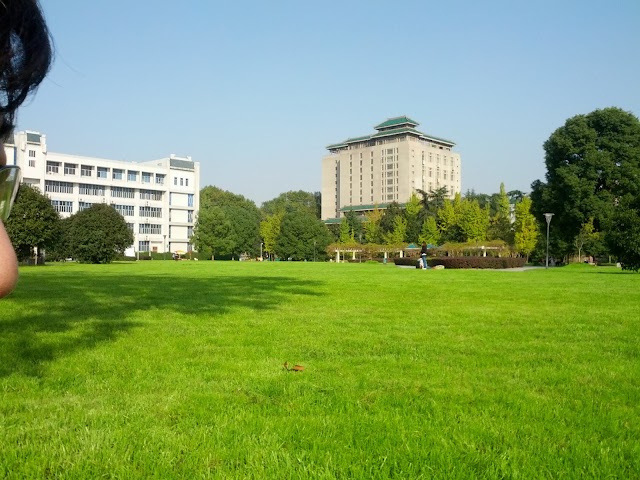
394, 257, 424, 267
429, 257, 526, 269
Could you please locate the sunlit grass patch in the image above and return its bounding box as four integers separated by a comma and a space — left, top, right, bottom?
1, 262, 638, 478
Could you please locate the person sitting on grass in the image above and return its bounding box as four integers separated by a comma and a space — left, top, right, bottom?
0, 0, 52, 298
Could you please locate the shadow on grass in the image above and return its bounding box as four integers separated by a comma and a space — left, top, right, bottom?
0, 272, 325, 378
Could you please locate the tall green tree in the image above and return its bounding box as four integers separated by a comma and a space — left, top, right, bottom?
275, 208, 331, 261
261, 190, 320, 219
489, 182, 513, 243
404, 192, 423, 243
606, 194, 640, 270
419, 217, 441, 246
191, 206, 233, 259
531, 107, 640, 256
437, 198, 462, 242
344, 210, 363, 242
383, 216, 407, 246
5, 184, 60, 262
459, 200, 489, 242
417, 186, 448, 215
363, 207, 383, 244
514, 197, 538, 261
199, 186, 260, 256
574, 218, 599, 262
338, 217, 353, 243
66, 204, 133, 263
379, 202, 404, 238
259, 213, 282, 260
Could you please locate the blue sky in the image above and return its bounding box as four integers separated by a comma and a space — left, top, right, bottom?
17, 0, 640, 205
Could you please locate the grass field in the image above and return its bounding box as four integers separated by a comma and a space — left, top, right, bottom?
1, 261, 639, 479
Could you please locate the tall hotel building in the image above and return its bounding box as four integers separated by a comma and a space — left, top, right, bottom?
321, 116, 461, 221
3, 131, 200, 256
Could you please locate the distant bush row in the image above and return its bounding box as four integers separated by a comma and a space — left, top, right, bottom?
394, 257, 526, 269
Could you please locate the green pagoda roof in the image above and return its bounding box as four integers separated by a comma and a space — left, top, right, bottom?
326, 117, 455, 150
374, 116, 419, 130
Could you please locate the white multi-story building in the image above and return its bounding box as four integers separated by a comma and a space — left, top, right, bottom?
321, 116, 462, 221
3, 131, 200, 256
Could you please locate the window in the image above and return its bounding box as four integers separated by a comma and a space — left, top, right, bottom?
28, 159, 36, 167
174, 177, 177, 186
79, 184, 105, 196
45, 181, 74, 194
139, 241, 150, 252
97, 167, 109, 179
187, 226, 193, 238
126, 223, 134, 232
127, 170, 138, 182
111, 186, 134, 199
50, 200, 73, 213
185, 178, 189, 187
81, 165, 93, 177
188, 194, 194, 207
139, 223, 162, 235
64, 163, 77, 175
180, 178, 184, 186
142, 172, 152, 183
140, 189, 162, 201
113, 169, 123, 180
156, 174, 165, 185
46, 161, 60, 174
188, 210, 193, 222
139, 206, 162, 218
28, 150, 36, 157
78, 202, 94, 211
112, 204, 135, 217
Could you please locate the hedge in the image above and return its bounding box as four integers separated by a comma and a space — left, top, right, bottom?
394, 256, 526, 269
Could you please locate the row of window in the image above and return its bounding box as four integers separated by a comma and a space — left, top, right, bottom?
44, 181, 164, 200
173, 176, 190, 187
49, 200, 193, 221
44, 162, 166, 185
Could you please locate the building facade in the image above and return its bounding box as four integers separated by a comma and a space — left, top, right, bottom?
321, 116, 461, 221
3, 131, 200, 256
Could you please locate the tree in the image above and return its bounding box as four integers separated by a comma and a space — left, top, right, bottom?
404, 192, 423, 243
459, 200, 489, 242
363, 207, 383, 244
489, 182, 513, 243
419, 217, 441, 246
437, 198, 461, 242
261, 190, 320, 219
259, 213, 282, 260
191, 206, 233, 259
574, 218, 599, 263
606, 194, 640, 270
338, 217, 353, 243
531, 107, 640, 256
5, 184, 60, 263
383, 215, 407, 246
343, 210, 362, 242
514, 197, 538, 262
379, 202, 404, 238
275, 208, 332, 261
66, 204, 133, 263
417, 186, 448, 215
199, 186, 261, 256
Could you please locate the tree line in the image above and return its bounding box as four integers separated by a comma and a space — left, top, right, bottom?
6, 106, 639, 268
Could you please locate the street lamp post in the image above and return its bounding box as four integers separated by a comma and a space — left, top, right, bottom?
544, 213, 554, 269
163, 234, 167, 261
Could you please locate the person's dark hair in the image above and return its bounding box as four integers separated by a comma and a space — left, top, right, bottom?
0, 0, 52, 141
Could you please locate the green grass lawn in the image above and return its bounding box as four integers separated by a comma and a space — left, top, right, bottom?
1, 261, 639, 478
